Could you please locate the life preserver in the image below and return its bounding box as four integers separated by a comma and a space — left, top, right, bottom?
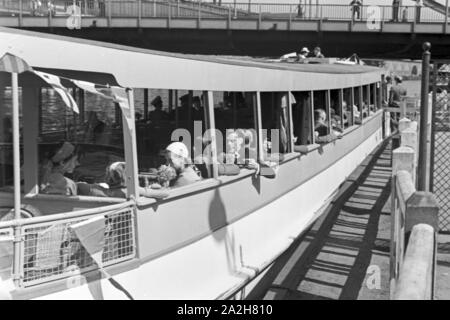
0, 204, 40, 221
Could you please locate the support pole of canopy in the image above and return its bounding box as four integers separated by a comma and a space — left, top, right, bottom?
254, 91, 264, 162
287, 92, 295, 153
232, 92, 237, 129
339, 89, 344, 130
12, 73, 20, 220
123, 88, 139, 198
204, 91, 218, 179
350, 87, 355, 126
325, 90, 331, 134
11, 72, 21, 287
310, 91, 315, 144
144, 89, 149, 120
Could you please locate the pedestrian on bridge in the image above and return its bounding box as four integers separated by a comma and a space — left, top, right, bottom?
415, 0, 423, 23
350, 0, 362, 21
392, 0, 400, 22
297, 0, 305, 18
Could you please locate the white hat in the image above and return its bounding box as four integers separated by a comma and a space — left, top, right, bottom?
300, 47, 310, 53
166, 142, 189, 159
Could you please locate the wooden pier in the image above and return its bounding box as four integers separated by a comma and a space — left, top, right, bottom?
246, 137, 450, 300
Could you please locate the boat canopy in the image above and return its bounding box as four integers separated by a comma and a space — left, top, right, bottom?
0, 27, 383, 92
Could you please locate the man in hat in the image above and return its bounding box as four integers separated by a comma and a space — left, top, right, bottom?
148, 95, 169, 124
297, 47, 310, 60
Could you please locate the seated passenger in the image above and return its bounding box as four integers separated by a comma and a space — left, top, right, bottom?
84, 111, 106, 144
40, 142, 79, 196
102, 162, 169, 199
314, 109, 341, 144
165, 142, 202, 187
218, 131, 259, 175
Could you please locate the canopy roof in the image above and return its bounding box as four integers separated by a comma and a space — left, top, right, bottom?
0, 27, 383, 92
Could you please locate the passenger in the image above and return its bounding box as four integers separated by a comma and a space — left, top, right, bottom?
389, 75, 407, 130
84, 111, 106, 144
192, 96, 203, 120
313, 47, 325, 58
383, 75, 393, 105
103, 162, 169, 199
219, 131, 259, 173
314, 109, 341, 143
40, 142, 79, 196
148, 96, 169, 124
297, 47, 310, 60
165, 142, 202, 187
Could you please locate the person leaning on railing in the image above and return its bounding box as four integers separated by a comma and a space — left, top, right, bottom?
77, 161, 170, 199
389, 75, 407, 131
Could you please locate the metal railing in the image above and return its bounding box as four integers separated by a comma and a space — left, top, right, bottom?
0, 201, 136, 288
1, 1, 449, 24
390, 118, 439, 299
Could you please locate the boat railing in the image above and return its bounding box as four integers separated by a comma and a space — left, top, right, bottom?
1, 200, 136, 289
390, 119, 439, 299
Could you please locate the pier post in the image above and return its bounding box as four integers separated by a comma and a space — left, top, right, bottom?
418, 42, 431, 191
144, 89, 149, 121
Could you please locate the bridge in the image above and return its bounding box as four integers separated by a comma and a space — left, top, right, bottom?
2, 1, 450, 58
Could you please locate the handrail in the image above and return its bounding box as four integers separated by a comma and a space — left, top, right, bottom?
1, 1, 449, 24
390, 118, 439, 300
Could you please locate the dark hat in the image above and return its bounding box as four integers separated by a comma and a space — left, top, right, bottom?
151, 95, 162, 106
179, 94, 190, 103
192, 96, 201, 104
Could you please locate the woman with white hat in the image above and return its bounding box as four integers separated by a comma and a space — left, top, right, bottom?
165, 142, 201, 188
298, 47, 310, 60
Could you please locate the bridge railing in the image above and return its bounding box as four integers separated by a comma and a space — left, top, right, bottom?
1, 1, 449, 23
390, 119, 439, 299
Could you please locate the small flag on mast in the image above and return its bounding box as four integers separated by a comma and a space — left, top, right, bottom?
34, 70, 79, 113
0, 53, 32, 74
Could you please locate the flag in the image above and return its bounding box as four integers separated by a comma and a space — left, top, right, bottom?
69, 215, 106, 266
0, 53, 32, 74
72, 80, 110, 100
69, 215, 135, 300
34, 71, 79, 113
72, 81, 133, 128
111, 87, 133, 129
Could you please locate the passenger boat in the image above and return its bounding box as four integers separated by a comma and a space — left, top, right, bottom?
0, 27, 386, 300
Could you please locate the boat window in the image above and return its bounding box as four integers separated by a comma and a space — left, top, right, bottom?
260, 92, 293, 155
372, 82, 380, 113
343, 88, 354, 129
292, 91, 314, 146
362, 85, 370, 119
211, 91, 259, 176
353, 86, 362, 124
330, 89, 344, 134
135, 89, 209, 190
38, 86, 126, 197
